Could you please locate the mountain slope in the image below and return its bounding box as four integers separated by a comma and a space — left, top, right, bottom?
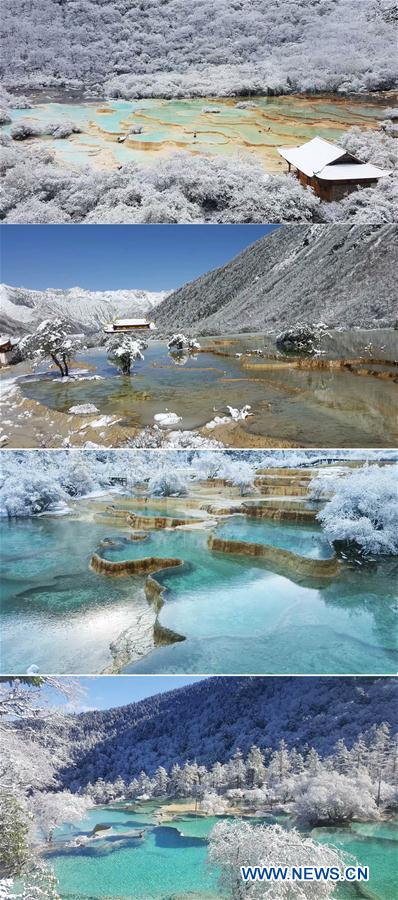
0, 284, 169, 335
155, 224, 397, 334
36, 677, 397, 790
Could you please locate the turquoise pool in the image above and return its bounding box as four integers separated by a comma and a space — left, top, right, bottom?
1, 511, 396, 675
2, 93, 391, 173
45, 804, 398, 899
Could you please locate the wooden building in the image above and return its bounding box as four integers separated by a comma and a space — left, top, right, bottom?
0, 334, 19, 366
278, 137, 391, 201
103, 318, 155, 334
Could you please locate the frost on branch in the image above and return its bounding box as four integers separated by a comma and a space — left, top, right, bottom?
1, 1, 395, 95
167, 334, 201, 353
29, 791, 92, 844
19, 319, 84, 377
208, 820, 347, 898
11, 121, 82, 141
294, 772, 379, 826
0, 145, 320, 225
148, 467, 188, 497
310, 464, 398, 557
106, 335, 147, 375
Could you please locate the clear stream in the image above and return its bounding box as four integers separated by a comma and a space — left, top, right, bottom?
46, 802, 398, 899
17, 331, 398, 448
1, 509, 396, 675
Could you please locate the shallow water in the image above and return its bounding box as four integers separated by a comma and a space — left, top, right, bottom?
127, 529, 397, 676
0, 516, 151, 674
18, 331, 398, 447
3, 93, 392, 172
47, 804, 398, 899
1, 510, 396, 675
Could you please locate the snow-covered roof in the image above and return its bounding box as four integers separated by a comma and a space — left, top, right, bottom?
113, 318, 150, 326
318, 162, 390, 181
278, 137, 391, 181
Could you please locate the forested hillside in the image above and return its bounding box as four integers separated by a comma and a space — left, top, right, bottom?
0, 1, 395, 94
156, 224, 398, 333
28, 677, 398, 790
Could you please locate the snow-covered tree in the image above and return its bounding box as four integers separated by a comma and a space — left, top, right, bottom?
228, 750, 246, 790
0, 791, 31, 877
311, 464, 398, 557
106, 335, 147, 376
294, 771, 379, 826
19, 319, 83, 377
19, 860, 60, 900
30, 791, 92, 843
148, 468, 188, 497
154, 767, 169, 796
208, 820, 347, 898
200, 791, 227, 815
246, 746, 266, 788
167, 334, 201, 354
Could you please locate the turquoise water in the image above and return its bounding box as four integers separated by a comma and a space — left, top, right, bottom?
216, 516, 332, 559
18, 335, 398, 448
2, 508, 396, 674
0, 516, 154, 674
46, 804, 398, 899
126, 529, 397, 675
2, 94, 390, 172
48, 804, 222, 899
104, 503, 199, 520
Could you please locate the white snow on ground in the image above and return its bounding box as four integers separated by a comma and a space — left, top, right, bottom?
206, 405, 252, 429
154, 412, 182, 426
89, 416, 120, 429
68, 404, 99, 414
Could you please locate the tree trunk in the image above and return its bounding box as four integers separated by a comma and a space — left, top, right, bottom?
62, 354, 69, 376
51, 353, 65, 376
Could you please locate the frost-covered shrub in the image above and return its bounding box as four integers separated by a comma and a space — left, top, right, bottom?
167, 334, 201, 353
276, 323, 328, 354
148, 469, 188, 497
61, 460, 95, 498
0, 145, 319, 224
0, 472, 68, 518
1, 1, 395, 96
294, 772, 379, 826
311, 464, 398, 556
322, 176, 397, 224
200, 792, 227, 815
208, 820, 347, 898
11, 121, 82, 140
29, 791, 92, 843
5, 198, 72, 224
106, 335, 146, 375
337, 127, 397, 170
322, 127, 397, 223
0, 108, 11, 125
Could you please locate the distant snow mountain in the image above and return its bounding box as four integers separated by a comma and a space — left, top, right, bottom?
156, 224, 397, 334
0, 284, 170, 336
27, 677, 397, 791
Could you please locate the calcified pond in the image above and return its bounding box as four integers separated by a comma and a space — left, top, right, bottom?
1, 480, 397, 676
5, 330, 398, 449
3, 92, 393, 171
44, 802, 398, 899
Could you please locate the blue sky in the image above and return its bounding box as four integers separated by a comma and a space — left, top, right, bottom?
0, 224, 278, 292
48, 676, 208, 712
